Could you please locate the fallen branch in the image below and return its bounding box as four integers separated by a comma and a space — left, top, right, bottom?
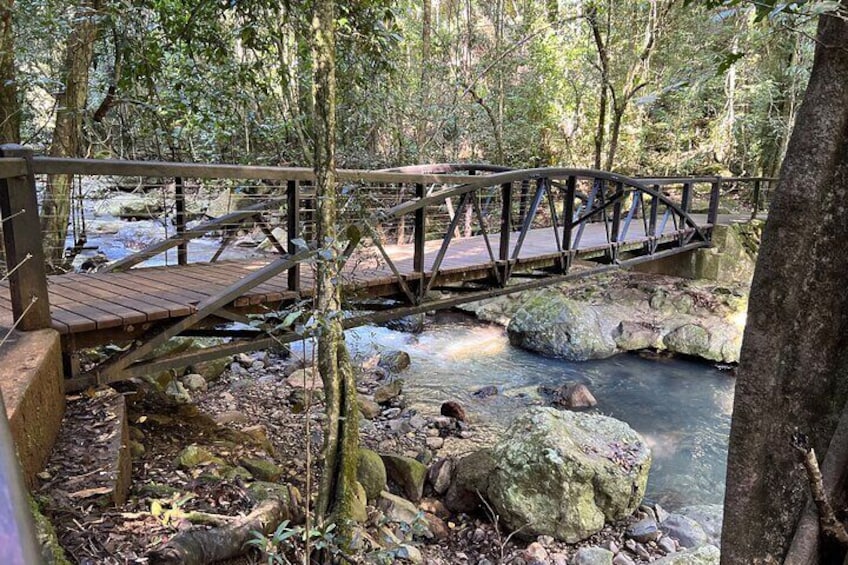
785, 397, 848, 564
146, 488, 303, 565
791, 433, 848, 546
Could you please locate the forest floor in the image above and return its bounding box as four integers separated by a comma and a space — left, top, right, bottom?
37, 334, 672, 565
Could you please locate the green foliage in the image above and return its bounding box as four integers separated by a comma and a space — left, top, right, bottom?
247, 521, 339, 565
10, 0, 824, 174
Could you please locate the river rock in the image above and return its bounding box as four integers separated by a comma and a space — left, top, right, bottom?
663, 324, 712, 359
165, 379, 192, 404
257, 227, 287, 251
573, 547, 614, 565
374, 380, 403, 404
384, 314, 425, 333
676, 504, 723, 546
181, 373, 207, 392
357, 448, 387, 500
540, 383, 597, 409
485, 407, 651, 542
444, 449, 496, 514
660, 513, 709, 549
626, 517, 660, 543
358, 395, 381, 420
507, 294, 618, 361
205, 189, 249, 218
110, 195, 164, 219
651, 544, 719, 564
427, 458, 454, 495
378, 350, 411, 372
440, 401, 467, 421
286, 367, 322, 389
381, 454, 427, 502
377, 491, 420, 526
472, 385, 499, 399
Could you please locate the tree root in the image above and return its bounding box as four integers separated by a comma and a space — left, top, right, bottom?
146, 486, 303, 565
789, 432, 848, 553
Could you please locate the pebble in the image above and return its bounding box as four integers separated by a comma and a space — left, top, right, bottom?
657, 536, 677, 554
181, 373, 207, 392
440, 401, 467, 422
523, 541, 549, 562
426, 437, 444, 450
612, 554, 635, 565
550, 553, 568, 565
633, 542, 651, 560
383, 407, 402, 419
537, 535, 555, 547
626, 517, 660, 543
409, 414, 428, 429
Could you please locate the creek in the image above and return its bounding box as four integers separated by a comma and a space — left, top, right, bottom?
347, 312, 734, 511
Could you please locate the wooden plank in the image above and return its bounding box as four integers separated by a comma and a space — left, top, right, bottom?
57, 274, 194, 317
46, 283, 144, 328
49, 279, 169, 322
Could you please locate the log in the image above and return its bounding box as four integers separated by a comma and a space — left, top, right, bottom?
147, 491, 303, 565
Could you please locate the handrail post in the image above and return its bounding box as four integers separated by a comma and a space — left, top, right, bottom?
648, 184, 660, 237
609, 181, 623, 262
681, 182, 692, 214
499, 182, 512, 283
174, 176, 187, 265
750, 179, 761, 220
414, 183, 425, 301
562, 175, 576, 270
0, 144, 51, 330
707, 177, 722, 232
286, 180, 300, 292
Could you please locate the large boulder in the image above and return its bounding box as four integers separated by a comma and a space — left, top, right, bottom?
357, 449, 387, 501
485, 407, 651, 542
443, 449, 496, 514
507, 294, 617, 360
381, 454, 427, 502
205, 189, 249, 218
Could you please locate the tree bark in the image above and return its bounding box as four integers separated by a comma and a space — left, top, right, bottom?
42, 0, 100, 270
587, 2, 609, 170
0, 0, 19, 143
721, 6, 848, 564
311, 0, 360, 544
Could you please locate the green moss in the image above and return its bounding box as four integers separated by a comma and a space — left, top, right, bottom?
29, 496, 72, 565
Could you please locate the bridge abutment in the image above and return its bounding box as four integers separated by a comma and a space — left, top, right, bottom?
633, 222, 761, 285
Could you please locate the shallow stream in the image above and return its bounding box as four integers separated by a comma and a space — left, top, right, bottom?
347, 313, 734, 511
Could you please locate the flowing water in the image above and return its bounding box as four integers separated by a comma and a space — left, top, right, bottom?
346, 313, 734, 511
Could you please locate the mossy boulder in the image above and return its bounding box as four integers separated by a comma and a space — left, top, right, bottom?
485, 407, 651, 542
357, 449, 387, 501
507, 294, 617, 360
381, 454, 427, 502
247, 481, 291, 504
175, 445, 223, 469
240, 458, 284, 482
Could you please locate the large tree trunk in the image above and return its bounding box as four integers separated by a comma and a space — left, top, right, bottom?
0, 0, 19, 143
42, 0, 100, 270
311, 0, 360, 544
721, 7, 848, 564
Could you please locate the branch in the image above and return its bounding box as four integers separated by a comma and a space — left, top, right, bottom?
791, 433, 848, 547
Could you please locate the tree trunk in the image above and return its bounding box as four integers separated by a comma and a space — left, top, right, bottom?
721, 7, 848, 564
0, 0, 19, 143
311, 0, 360, 544
42, 0, 100, 270
587, 3, 609, 170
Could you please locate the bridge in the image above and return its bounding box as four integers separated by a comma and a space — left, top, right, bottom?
0, 146, 772, 392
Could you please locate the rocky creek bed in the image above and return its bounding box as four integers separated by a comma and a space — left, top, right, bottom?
36, 315, 726, 564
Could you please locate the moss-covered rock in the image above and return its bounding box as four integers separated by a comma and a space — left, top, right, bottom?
485, 407, 651, 542
357, 449, 387, 501
247, 481, 291, 504
175, 445, 223, 469
352, 481, 368, 523
507, 294, 617, 361
240, 458, 284, 482
381, 454, 427, 502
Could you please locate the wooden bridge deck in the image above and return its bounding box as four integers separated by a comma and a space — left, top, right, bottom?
0, 217, 709, 347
